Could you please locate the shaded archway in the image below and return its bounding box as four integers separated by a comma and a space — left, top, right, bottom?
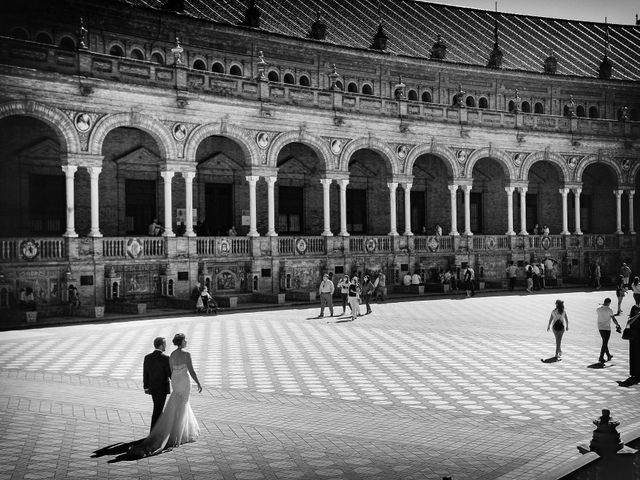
410, 154, 453, 234
470, 158, 509, 234
526, 161, 565, 234
580, 163, 618, 233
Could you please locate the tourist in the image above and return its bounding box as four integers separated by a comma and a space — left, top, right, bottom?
337, 275, 351, 315
596, 298, 621, 364
542, 224, 550, 236
593, 263, 602, 290
148, 218, 163, 236
621, 263, 632, 288
403, 272, 412, 286
525, 263, 533, 293
435, 224, 443, 236
347, 276, 360, 321
464, 265, 475, 297
506, 261, 518, 291
615, 274, 626, 315
227, 225, 237, 236
361, 275, 375, 314
547, 299, 569, 359
631, 277, 640, 306
411, 271, 421, 285
375, 272, 386, 302
317, 273, 335, 318
621, 304, 640, 385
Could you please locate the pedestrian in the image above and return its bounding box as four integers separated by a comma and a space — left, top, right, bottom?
542, 224, 550, 236
547, 299, 569, 359
621, 262, 632, 288
631, 276, 640, 306
142, 337, 172, 431
411, 271, 421, 285
337, 275, 351, 315
191, 282, 202, 312
593, 263, 602, 290
347, 276, 360, 321
375, 272, 386, 302
532, 263, 541, 291
361, 275, 374, 314
68, 285, 80, 316
318, 273, 335, 318
506, 261, 517, 291
533, 224, 539, 235
596, 298, 621, 364
435, 224, 443, 236
525, 263, 533, 293
538, 263, 545, 289
464, 265, 475, 297
615, 274, 626, 315
621, 304, 640, 384
200, 286, 217, 315
148, 218, 163, 236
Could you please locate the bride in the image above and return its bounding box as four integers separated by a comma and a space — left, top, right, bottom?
130, 333, 202, 458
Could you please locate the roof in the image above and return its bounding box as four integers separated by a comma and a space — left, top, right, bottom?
122, 0, 640, 81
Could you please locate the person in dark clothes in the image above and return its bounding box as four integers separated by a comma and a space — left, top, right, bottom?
143, 337, 172, 431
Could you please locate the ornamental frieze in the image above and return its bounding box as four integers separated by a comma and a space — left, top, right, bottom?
506, 151, 529, 167
562, 154, 583, 170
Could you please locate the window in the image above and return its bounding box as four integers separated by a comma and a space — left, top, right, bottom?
534, 102, 544, 114
299, 75, 310, 86
151, 52, 164, 65
59, 37, 76, 50
588, 106, 599, 118
521, 101, 531, 113
576, 105, 585, 117
193, 59, 206, 70
283, 73, 295, 84
212, 62, 224, 73
408, 90, 418, 101
347, 82, 358, 93
466, 96, 476, 107
335, 80, 344, 91
362, 84, 373, 95
130, 48, 144, 60
35, 32, 53, 44
267, 70, 279, 82
479, 97, 488, 109
422, 91, 432, 103
229, 65, 242, 76
109, 44, 124, 57
508, 100, 515, 113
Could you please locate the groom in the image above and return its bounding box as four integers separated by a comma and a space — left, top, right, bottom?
143, 337, 171, 431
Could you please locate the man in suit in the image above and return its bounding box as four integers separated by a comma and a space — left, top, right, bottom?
143, 337, 171, 431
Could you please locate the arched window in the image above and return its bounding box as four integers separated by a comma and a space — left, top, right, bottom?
479, 97, 489, 109
508, 100, 515, 113
362, 84, 373, 95
576, 105, 585, 117
151, 52, 164, 65
588, 106, 599, 118
563, 105, 571, 117
335, 80, 344, 91
130, 48, 144, 60
521, 101, 531, 113
534, 102, 544, 114
229, 65, 242, 76
407, 90, 418, 101
267, 70, 279, 82
109, 44, 124, 57
212, 62, 224, 73
35, 32, 53, 44
466, 96, 476, 107
283, 73, 295, 84
422, 91, 432, 103
347, 82, 358, 93
299, 75, 310, 87
59, 37, 76, 51
11, 27, 29, 40
193, 59, 206, 70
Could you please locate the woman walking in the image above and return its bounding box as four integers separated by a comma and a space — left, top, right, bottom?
547, 299, 569, 359
337, 275, 351, 315
615, 274, 626, 314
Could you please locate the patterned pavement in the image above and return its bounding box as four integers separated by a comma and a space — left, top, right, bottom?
1, 290, 639, 480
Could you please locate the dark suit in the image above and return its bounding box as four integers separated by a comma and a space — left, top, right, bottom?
143, 350, 171, 431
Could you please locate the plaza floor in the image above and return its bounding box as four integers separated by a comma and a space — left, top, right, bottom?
1, 290, 639, 480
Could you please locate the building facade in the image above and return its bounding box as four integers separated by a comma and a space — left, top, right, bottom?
0, 0, 639, 317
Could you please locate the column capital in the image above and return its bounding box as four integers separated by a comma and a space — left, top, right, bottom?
65, 153, 103, 168
265, 176, 277, 186
88, 166, 102, 177
160, 170, 175, 180
462, 184, 473, 193
61, 165, 78, 175
245, 175, 259, 184
518, 186, 528, 194
613, 189, 624, 198
320, 178, 332, 187
183, 170, 196, 181
448, 184, 459, 194
572, 187, 582, 196
629, 189, 636, 197
387, 182, 398, 190
402, 182, 412, 191
338, 179, 349, 189
559, 187, 569, 196
504, 186, 515, 194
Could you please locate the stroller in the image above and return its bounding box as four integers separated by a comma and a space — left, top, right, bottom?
198, 287, 218, 315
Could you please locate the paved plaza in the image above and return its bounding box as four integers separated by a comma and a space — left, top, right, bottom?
1, 290, 639, 480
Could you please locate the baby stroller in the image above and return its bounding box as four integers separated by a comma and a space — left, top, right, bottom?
199, 287, 218, 315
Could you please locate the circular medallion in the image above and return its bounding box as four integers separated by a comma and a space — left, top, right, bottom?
595, 235, 605, 249
486, 236, 497, 250
513, 153, 522, 166
456, 150, 467, 163
20, 239, 39, 260
427, 236, 439, 252
74, 113, 92, 132
256, 132, 270, 149
218, 238, 231, 255
364, 237, 377, 253
295, 238, 307, 254
621, 159, 631, 171
330, 138, 343, 155
568, 157, 578, 170
541, 236, 551, 250
172, 123, 187, 141
396, 145, 408, 159
126, 238, 143, 258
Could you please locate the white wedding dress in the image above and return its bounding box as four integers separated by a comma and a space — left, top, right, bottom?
132, 363, 200, 457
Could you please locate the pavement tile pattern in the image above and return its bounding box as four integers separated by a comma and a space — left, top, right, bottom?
0, 290, 639, 479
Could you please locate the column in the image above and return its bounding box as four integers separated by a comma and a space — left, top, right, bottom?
160, 170, 175, 237
462, 184, 473, 236
629, 190, 636, 235
504, 186, 515, 235
338, 179, 349, 236
573, 187, 582, 235
88, 166, 102, 237
519, 186, 528, 235
614, 189, 623, 234
387, 182, 398, 236
448, 184, 459, 236
246, 175, 259, 236
320, 178, 333, 236
403, 183, 413, 236
183, 171, 195, 237
559, 188, 570, 235
266, 176, 277, 236
61, 165, 78, 238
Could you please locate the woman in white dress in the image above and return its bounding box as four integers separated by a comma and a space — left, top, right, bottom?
130, 333, 202, 458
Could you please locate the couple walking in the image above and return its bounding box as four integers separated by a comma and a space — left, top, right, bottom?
129, 333, 202, 458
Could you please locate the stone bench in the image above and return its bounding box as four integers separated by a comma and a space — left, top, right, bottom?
425, 282, 450, 293
252, 292, 286, 304
285, 290, 317, 302
106, 302, 147, 315
212, 296, 237, 308
393, 284, 425, 295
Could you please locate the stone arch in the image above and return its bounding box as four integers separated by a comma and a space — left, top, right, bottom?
0, 100, 81, 154
519, 150, 571, 184
574, 155, 624, 185
339, 137, 398, 175
629, 159, 640, 185
89, 112, 176, 159
266, 130, 333, 171
463, 146, 517, 180
404, 142, 459, 178
184, 122, 257, 166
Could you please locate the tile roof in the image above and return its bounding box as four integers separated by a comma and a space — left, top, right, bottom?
122, 0, 640, 81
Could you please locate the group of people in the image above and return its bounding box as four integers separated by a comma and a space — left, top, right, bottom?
532, 224, 550, 236
524, 262, 546, 293
318, 272, 386, 321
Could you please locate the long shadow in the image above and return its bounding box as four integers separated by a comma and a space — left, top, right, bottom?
541, 356, 561, 363
587, 362, 607, 369
617, 376, 640, 388
91, 438, 145, 462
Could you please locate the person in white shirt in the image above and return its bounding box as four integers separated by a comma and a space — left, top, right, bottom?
596, 298, 621, 363
318, 273, 335, 317
403, 273, 412, 286
411, 272, 421, 285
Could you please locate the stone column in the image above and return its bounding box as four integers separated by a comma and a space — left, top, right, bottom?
388, 182, 399, 236
519, 186, 528, 235
246, 175, 259, 237
266, 176, 277, 236
61, 165, 78, 238
88, 166, 102, 237
629, 190, 636, 235
338, 179, 349, 236
462, 184, 473, 236
320, 178, 333, 236
505, 186, 515, 235
573, 187, 582, 235
614, 189, 624, 234
183, 171, 195, 237
559, 188, 570, 235
448, 184, 459, 236
403, 183, 413, 236
160, 170, 175, 237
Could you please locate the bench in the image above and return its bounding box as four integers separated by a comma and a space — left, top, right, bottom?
252, 292, 286, 304
106, 302, 147, 314
285, 290, 317, 302
393, 284, 425, 295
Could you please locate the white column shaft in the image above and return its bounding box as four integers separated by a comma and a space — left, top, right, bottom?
448, 184, 459, 236
388, 182, 398, 236
184, 171, 195, 237
573, 188, 582, 235
88, 167, 102, 237
614, 189, 623, 234
246, 176, 259, 236
320, 179, 333, 236
505, 187, 515, 235
403, 183, 413, 236
559, 188, 569, 235
339, 179, 349, 236
62, 165, 78, 238
629, 190, 636, 235
266, 177, 277, 236
160, 171, 175, 237
519, 187, 528, 235
463, 185, 472, 236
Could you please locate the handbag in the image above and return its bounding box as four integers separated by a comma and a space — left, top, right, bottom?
622, 327, 633, 340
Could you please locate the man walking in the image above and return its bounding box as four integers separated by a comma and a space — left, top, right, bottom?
143, 337, 172, 431
596, 298, 621, 364
506, 261, 518, 291
318, 273, 335, 317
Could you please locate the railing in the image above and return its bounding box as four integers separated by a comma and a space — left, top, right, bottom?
525, 235, 566, 250
0, 238, 66, 261
196, 236, 251, 256
583, 234, 620, 249
471, 235, 512, 250
102, 237, 165, 258
277, 236, 326, 255
413, 235, 454, 252
349, 236, 393, 253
